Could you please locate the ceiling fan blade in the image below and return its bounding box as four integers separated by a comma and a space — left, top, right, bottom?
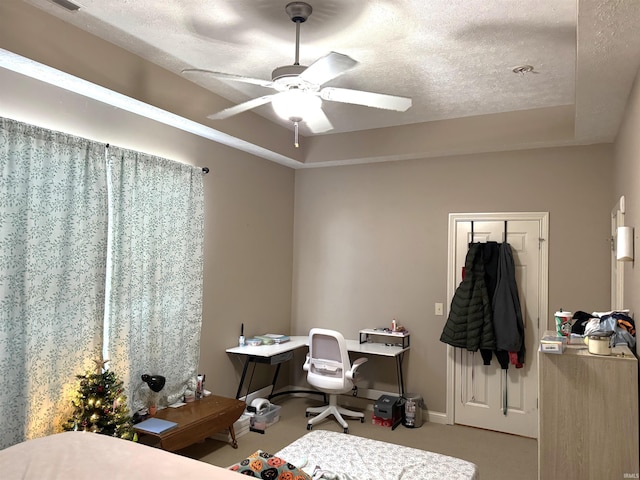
207, 95, 275, 120
182, 68, 276, 89
303, 109, 334, 133
320, 87, 412, 112
298, 52, 359, 86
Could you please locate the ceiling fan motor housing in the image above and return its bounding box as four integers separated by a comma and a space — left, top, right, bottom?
272, 64, 308, 84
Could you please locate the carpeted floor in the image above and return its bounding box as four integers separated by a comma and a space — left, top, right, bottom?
177, 395, 538, 479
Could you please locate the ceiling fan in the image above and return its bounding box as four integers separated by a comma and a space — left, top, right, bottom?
182, 2, 412, 147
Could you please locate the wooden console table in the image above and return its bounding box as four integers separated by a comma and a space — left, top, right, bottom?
135, 395, 245, 451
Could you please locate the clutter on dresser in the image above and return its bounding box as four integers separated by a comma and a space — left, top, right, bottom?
585, 330, 615, 355
554, 309, 573, 336
571, 309, 636, 349
539, 334, 567, 354
542, 308, 636, 356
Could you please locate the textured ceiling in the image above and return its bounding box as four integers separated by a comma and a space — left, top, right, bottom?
12, 0, 640, 162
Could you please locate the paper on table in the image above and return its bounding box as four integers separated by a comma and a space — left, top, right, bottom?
134, 417, 178, 434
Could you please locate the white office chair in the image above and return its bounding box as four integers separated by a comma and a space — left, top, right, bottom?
303, 328, 368, 433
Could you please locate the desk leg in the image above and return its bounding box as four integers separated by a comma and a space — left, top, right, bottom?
236, 357, 251, 399
396, 353, 405, 397
268, 363, 282, 399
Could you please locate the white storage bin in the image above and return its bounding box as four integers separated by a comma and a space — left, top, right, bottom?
211, 414, 251, 442
250, 404, 281, 431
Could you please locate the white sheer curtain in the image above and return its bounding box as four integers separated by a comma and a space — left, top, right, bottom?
0, 118, 108, 449
105, 147, 204, 412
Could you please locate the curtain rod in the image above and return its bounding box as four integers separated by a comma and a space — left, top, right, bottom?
105, 143, 209, 174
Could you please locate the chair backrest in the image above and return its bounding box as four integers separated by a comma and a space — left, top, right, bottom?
306, 328, 353, 393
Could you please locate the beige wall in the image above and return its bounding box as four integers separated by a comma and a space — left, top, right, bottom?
2, 51, 618, 416
0, 65, 295, 401
200, 148, 294, 399
2, 0, 624, 417
614, 66, 640, 317
292, 145, 613, 412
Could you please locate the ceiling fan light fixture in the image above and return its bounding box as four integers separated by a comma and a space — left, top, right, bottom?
272, 89, 321, 121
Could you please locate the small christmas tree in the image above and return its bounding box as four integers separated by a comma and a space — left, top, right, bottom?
62, 358, 137, 441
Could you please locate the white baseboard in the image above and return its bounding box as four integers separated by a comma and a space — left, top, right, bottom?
426, 411, 448, 424
261, 384, 448, 424
238, 386, 272, 405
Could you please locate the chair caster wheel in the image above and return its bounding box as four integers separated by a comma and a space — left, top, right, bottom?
360, 418, 364, 423
305, 412, 310, 417
307, 424, 313, 431
343, 428, 349, 434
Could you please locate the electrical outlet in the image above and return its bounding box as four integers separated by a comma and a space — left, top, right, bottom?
435, 303, 444, 316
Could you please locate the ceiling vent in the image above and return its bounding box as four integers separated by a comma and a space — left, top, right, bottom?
512, 65, 535, 75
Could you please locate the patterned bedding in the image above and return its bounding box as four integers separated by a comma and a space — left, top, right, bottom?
275, 430, 478, 480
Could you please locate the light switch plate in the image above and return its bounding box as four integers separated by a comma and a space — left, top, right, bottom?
435, 303, 444, 316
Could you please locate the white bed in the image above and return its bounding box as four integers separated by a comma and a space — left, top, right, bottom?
1, 429, 478, 480
276, 430, 479, 480
0, 431, 241, 480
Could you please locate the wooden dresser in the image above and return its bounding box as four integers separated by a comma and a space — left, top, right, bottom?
538, 341, 639, 479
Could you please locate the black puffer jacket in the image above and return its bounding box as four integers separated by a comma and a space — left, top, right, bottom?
440, 243, 496, 351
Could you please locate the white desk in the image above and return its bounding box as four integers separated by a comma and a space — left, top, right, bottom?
226, 335, 409, 400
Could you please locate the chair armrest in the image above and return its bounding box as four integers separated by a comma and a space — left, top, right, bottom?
303, 353, 311, 372
346, 357, 368, 380
352, 357, 368, 369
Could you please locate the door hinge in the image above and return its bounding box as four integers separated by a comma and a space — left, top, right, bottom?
538, 237, 545, 249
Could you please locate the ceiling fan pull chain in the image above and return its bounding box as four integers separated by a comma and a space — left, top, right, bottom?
294, 121, 300, 148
